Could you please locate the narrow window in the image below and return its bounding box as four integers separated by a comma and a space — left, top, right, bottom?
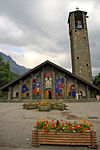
77, 57, 79, 59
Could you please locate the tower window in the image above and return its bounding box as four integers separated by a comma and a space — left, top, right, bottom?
74, 11, 84, 29
84, 36, 86, 39
86, 64, 88, 66
77, 57, 79, 59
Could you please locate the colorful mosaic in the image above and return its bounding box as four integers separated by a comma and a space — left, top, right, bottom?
67, 84, 75, 97
33, 76, 41, 98
55, 78, 64, 98
44, 73, 52, 89
22, 81, 30, 98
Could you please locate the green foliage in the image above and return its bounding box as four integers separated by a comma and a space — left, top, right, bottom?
93, 73, 100, 88
0, 55, 19, 87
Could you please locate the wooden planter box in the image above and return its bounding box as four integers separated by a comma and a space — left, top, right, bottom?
52, 104, 65, 110
23, 104, 38, 109
38, 105, 51, 111
32, 128, 97, 149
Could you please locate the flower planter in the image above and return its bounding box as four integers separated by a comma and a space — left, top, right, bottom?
32, 128, 97, 148
38, 105, 51, 111
23, 104, 38, 110
52, 104, 65, 110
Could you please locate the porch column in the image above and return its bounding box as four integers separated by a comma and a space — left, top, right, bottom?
75, 79, 78, 96
8, 86, 12, 100
85, 85, 90, 98
64, 77, 67, 99
19, 80, 22, 100
41, 68, 44, 99
30, 74, 33, 101
52, 70, 55, 99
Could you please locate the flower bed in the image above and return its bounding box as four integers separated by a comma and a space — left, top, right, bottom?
23, 102, 38, 110
38, 100, 51, 111
32, 119, 97, 148
52, 101, 66, 110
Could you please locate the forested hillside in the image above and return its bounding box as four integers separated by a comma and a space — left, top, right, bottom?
0, 55, 19, 88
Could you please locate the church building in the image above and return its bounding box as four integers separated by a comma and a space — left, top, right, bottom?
1, 10, 100, 100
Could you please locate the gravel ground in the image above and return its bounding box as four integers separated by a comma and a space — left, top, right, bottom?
0, 102, 100, 150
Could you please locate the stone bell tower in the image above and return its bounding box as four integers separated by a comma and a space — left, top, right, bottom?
68, 9, 93, 83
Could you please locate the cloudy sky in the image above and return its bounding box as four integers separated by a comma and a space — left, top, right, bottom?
0, 0, 100, 76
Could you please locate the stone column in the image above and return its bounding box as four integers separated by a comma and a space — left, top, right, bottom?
8, 86, 12, 100
19, 80, 22, 100
75, 79, 78, 96
30, 74, 33, 101
64, 77, 67, 99
85, 85, 90, 98
41, 68, 44, 99
52, 70, 55, 99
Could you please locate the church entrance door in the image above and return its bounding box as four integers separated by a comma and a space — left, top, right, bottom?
49, 91, 52, 99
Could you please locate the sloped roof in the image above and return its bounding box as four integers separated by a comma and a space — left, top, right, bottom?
0, 60, 100, 91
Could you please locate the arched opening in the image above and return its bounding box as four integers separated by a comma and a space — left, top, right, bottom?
49, 91, 52, 99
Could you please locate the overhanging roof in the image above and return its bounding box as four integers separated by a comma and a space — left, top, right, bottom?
0, 60, 100, 91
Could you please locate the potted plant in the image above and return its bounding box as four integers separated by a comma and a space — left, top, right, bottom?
23, 101, 38, 110
52, 101, 66, 110
38, 100, 51, 111
32, 119, 97, 149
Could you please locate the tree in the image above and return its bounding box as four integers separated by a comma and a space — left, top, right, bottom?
93, 73, 100, 88
0, 55, 18, 87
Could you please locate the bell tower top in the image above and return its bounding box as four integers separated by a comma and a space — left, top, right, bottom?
68, 10, 93, 83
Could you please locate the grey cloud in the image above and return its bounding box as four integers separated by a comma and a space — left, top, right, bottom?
0, 0, 100, 75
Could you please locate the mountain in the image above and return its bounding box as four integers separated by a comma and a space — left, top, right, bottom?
0, 51, 30, 75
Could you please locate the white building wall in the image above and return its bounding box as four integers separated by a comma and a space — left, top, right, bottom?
13, 84, 19, 98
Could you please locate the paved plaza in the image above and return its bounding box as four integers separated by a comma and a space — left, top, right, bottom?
0, 102, 100, 150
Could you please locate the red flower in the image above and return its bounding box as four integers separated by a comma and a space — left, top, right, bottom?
86, 128, 88, 130
52, 120, 54, 122
37, 122, 41, 125
58, 127, 60, 129
75, 121, 77, 124
52, 123, 55, 128
74, 127, 76, 130
76, 125, 78, 128
79, 126, 81, 128
46, 121, 49, 125
66, 121, 68, 125
62, 124, 64, 127
60, 119, 63, 121
45, 129, 48, 131
43, 126, 46, 128
69, 125, 71, 127
81, 129, 84, 132
90, 123, 92, 127
43, 131, 46, 133
70, 127, 72, 130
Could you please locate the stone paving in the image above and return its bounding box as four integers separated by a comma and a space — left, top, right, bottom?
0, 102, 100, 150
